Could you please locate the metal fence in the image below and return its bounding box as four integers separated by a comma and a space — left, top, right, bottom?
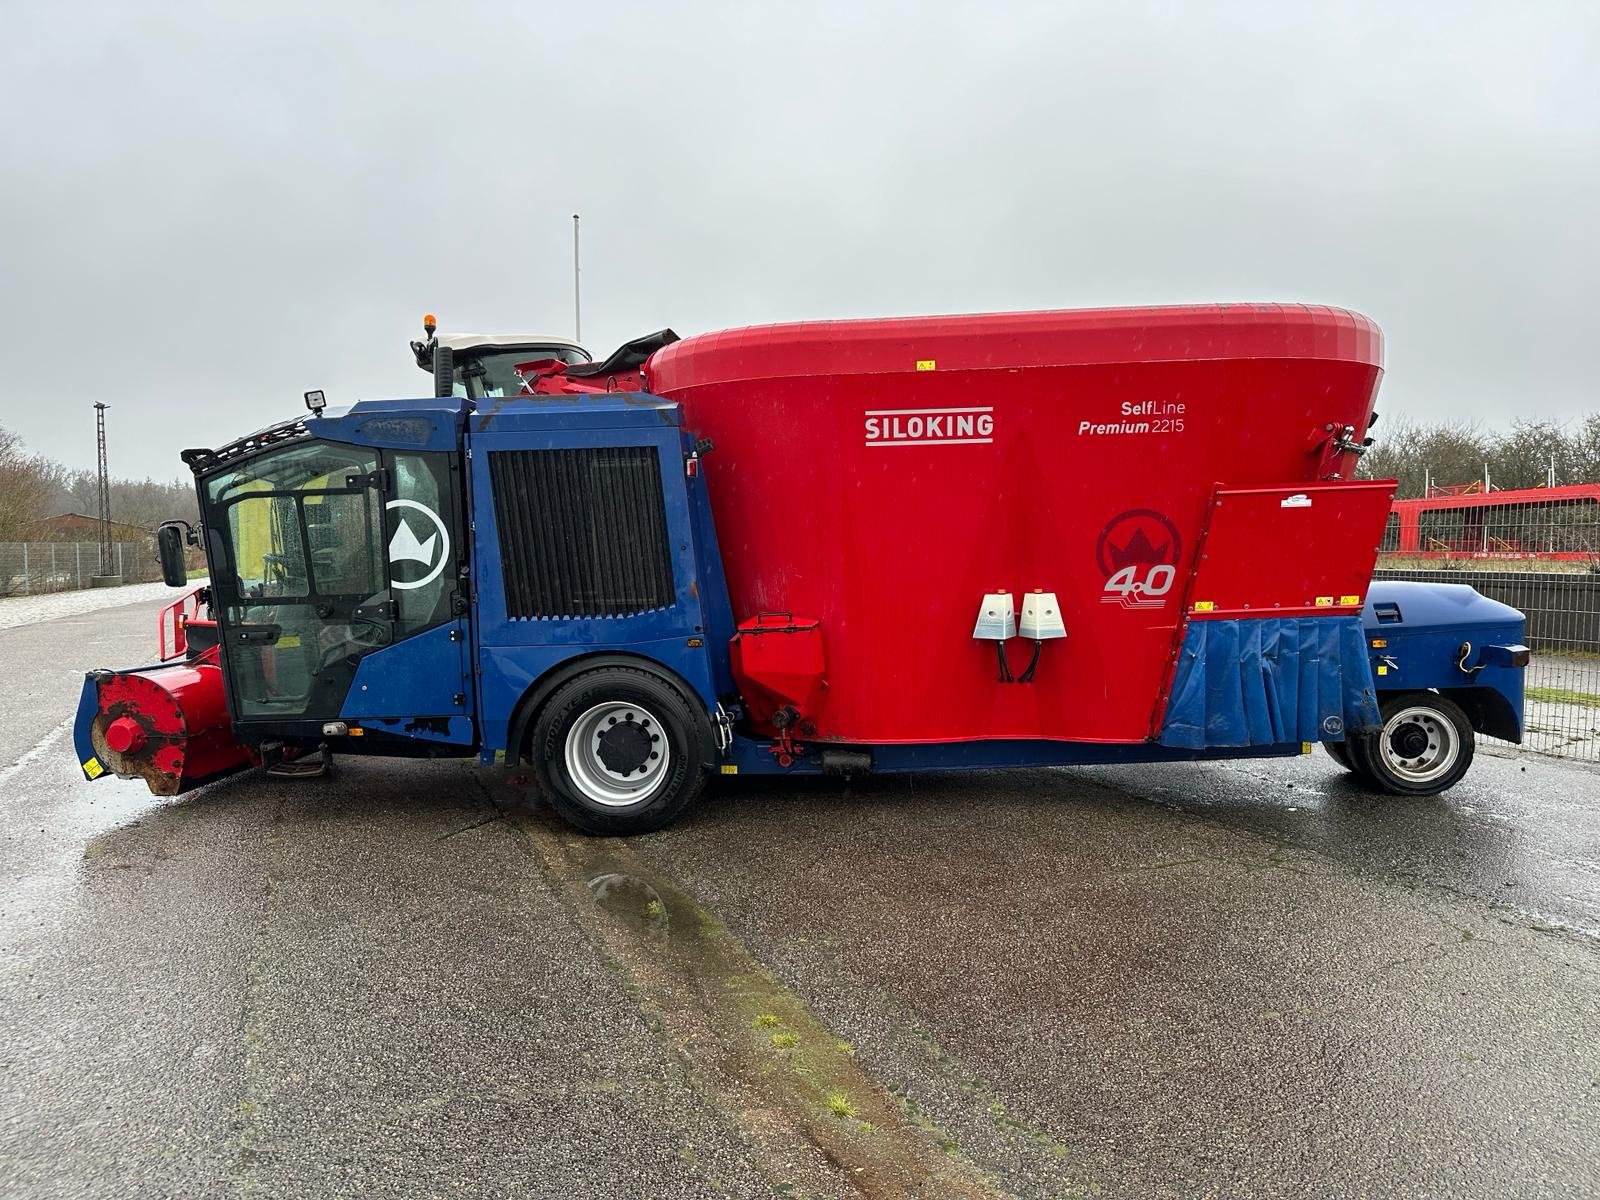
0, 541, 162, 597
1372, 568, 1600, 763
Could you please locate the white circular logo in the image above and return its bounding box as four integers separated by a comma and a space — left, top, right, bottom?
385, 499, 450, 591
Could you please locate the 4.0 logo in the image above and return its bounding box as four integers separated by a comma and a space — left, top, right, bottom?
1095, 509, 1182, 611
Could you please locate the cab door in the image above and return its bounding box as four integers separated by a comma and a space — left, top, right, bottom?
204, 437, 470, 737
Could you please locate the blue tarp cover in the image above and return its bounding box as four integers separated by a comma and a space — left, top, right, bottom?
1159, 616, 1380, 749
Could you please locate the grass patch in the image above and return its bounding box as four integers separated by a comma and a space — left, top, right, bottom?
752, 1014, 780, 1028
771, 1032, 799, 1049
1527, 685, 1600, 708
827, 1091, 858, 1119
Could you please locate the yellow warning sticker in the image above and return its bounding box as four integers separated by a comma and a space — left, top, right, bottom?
1315, 596, 1334, 607
83, 757, 104, 780
1339, 595, 1361, 607
720, 764, 739, 775
1377, 664, 1389, 675
278, 634, 301, 648
915, 359, 936, 371
1193, 600, 1215, 612
1301, 742, 1313, 755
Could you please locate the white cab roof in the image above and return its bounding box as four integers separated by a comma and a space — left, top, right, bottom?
437, 332, 588, 358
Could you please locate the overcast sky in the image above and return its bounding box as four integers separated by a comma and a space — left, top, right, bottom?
2, 1, 1596, 474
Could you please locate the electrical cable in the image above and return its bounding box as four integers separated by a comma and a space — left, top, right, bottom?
1016, 641, 1043, 684
995, 640, 1013, 684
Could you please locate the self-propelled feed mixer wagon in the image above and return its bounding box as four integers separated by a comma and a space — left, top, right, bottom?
75, 305, 1529, 833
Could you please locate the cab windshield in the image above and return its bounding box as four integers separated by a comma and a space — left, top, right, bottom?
453, 347, 589, 399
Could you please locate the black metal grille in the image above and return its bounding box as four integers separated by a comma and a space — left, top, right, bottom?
488, 447, 676, 619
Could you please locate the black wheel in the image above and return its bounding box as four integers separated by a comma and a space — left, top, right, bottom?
1349, 692, 1475, 796
528, 666, 707, 835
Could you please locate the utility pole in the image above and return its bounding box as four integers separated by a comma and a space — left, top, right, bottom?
573, 213, 582, 343
93, 402, 113, 578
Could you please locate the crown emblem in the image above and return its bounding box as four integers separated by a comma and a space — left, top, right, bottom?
1105, 526, 1171, 570
389, 519, 438, 566
1095, 509, 1182, 577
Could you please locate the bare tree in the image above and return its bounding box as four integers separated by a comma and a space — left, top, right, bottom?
0, 426, 66, 540
1362, 414, 1600, 496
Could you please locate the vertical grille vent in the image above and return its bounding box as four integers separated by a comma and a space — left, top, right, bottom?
488, 447, 675, 619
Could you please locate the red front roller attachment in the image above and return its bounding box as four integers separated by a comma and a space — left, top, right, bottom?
74, 645, 255, 796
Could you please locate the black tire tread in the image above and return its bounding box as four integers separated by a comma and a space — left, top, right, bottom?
1349, 691, 1475, 797
528, 665, 707, 836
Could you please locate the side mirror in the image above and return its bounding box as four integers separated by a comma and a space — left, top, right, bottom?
157, 522, 189, 588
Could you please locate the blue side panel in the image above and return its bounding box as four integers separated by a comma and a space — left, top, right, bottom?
466, 406, 719, 761
357, 716, 476, 745
73, 674, 104, 780
309, 399, 466, 453
342, 620, 473, 738
1160, 617, 1380, 749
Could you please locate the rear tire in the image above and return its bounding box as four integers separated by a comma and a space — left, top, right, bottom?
1323, 740, 1358, 772
528, 666, 707, 835
1349, 692, 1475, 796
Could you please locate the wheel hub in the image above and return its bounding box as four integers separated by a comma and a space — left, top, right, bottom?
1391, 723, 1430, 759
564, 701, 670, 808
596, 717, 653, 775
1376, 704, 1459, 784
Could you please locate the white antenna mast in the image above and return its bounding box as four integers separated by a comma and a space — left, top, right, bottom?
572, 213, 582, 343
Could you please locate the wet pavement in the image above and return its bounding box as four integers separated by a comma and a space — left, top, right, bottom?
3, 596, 1599, 1198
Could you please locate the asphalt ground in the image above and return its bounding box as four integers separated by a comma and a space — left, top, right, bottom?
2, 594, 1598, 1198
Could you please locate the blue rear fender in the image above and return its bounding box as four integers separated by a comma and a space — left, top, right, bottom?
1362, 581, 1528, 743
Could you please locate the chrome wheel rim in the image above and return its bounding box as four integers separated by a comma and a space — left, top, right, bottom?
1376, 705, 1459, 784
564, 701, 669, 808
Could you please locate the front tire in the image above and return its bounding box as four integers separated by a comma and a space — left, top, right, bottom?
1350, 692, 1475, 796
529, 667, 707, 835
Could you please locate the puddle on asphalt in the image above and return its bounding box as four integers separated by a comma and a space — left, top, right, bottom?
585, 868, 671, 935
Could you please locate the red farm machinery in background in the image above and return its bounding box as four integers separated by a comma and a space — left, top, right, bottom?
1382, 483, 1600, 563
